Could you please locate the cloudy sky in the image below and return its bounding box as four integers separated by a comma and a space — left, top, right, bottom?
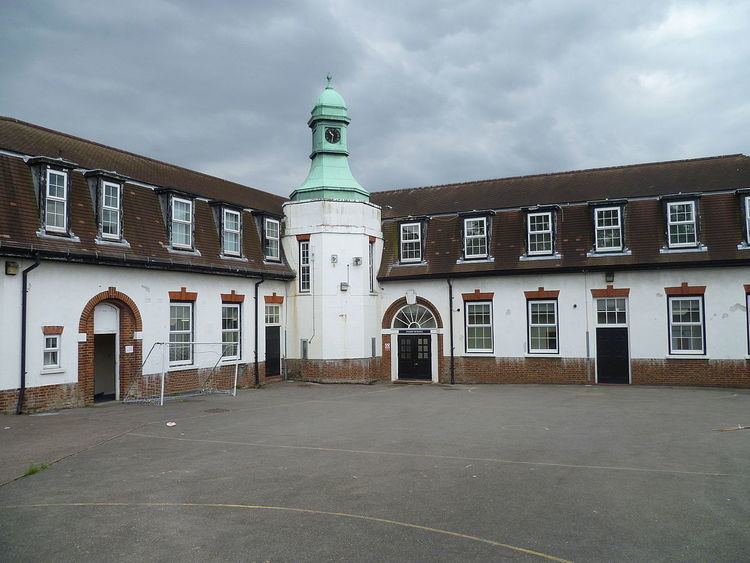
1, 1, 749, 196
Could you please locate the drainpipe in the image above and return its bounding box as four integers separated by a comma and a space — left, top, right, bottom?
253, 277, 265, 387
17, 255, 41, 414
447, 278, 455, 385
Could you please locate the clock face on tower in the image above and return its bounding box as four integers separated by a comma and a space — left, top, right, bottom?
324, 127, 341, 144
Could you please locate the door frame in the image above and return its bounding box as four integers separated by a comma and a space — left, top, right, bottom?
93, 303, 120, 400
593, 297, 631, 385
389, 330, 440, 383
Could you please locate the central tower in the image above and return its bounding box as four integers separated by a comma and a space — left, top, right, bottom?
290, 75, 369, 201
283, 77, 383, 382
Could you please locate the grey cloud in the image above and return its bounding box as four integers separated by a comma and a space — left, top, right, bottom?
1, 1, 748, 196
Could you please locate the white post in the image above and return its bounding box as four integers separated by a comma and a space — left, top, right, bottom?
160, 342, 167, 407
232, 359, 239, 397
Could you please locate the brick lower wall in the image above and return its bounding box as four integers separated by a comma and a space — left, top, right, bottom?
632, 359, 750, 388
287, 357, 385, 383
0, 383, 82, 414
438, 356, 590, 384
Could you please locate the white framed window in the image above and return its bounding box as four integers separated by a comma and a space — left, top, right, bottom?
368, 240, 375, 293
466, 301, 493, 352
744, 196, 750, 244
265, 303, 281, 325
101, 181, 121, 240
45, 169, 68, 233
528, 300, 558, 353
43, 335, 61, 368
264, 217, 280, 261
222, 208, 241, 256
221, 303, 241, 359
464, 217, 488, 258
667, 201, 698, 248
595, 297, 627, 326
527, 212, 553, 255
400, 222, 421, 262
169, 302, 193, 365
299, 241, 310, 293
171, 197, 193, 249
594, 207, 622, 252
668, 296, 705, 354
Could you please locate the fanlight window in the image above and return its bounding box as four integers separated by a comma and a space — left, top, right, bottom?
393, 304, 437, 329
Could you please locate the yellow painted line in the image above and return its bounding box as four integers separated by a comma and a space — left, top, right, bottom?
0, 501, 571, 562
126, 432, 746, 478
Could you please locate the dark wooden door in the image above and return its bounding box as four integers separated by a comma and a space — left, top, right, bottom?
398, 334, 431, 380
596, 328, 629, 384
265, 326, 281, 376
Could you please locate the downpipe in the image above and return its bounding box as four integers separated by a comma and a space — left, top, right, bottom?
447, 278, 455, 385
253, 277, 265, 387
17, 256, 41, 414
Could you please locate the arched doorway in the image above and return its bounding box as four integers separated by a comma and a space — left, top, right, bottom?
382, 298, 443, 383
78, 287, 143, 405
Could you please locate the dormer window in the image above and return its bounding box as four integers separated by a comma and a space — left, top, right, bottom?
463, 217, 488, 259
44, 168, 68, 233
222, 208, 241, 256
527, 211, 554, 255
594, 206, 623, 252
171, 196, 193, 249
100, 181, 121, 240
743, 196, 750, 244
264, 217, 280, 261
666, 200, 698, 248
400, 222, 422, 263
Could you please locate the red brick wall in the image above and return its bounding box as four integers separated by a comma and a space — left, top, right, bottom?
0, 383, 81, 414
287, 357, 385, 383
439, 356, 589, 384
632, 359, 750, 388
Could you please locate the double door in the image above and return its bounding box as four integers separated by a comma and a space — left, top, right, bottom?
398, 334, 431, 380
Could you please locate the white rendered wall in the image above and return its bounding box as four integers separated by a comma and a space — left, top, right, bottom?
0, 259, 285, 392
283, 199, 382, 360
379, 267, 750, 362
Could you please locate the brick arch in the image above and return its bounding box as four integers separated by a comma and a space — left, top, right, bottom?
382, 296, 443, 329
78, 287, 143, 405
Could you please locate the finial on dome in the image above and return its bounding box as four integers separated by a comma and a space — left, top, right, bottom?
326, 73, 333, 88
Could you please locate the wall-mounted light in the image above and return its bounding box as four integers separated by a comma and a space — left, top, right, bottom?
605, 271, 615, 283
331, 254, 338, 264
353, 257, 362, 266
5, 261, 19, 275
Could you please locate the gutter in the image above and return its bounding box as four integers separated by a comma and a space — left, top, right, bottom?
253, 277, 265, 386
17, 255, 41, 414
447, 279, 455, 385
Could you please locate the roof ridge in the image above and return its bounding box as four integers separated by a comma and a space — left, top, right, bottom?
371, 153, 748, 195
0, 116, 286, 203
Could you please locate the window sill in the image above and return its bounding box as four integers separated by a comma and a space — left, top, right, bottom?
665, 354, 708, 360
586, 249, 632, 257
394, 261, 427, 267
167, 246, 202, 256
737, 243, 750, 251
168, 363, 194, 371
95, 237, 131, 248
456, 257, 494, 264
519, 253, 561, 262
524, 352, 560, 358
465, 351, 494, 357
40, 368, 65, 375
659, 245, 707, 254
220, 254, 248, 262
36, 229, 80, 243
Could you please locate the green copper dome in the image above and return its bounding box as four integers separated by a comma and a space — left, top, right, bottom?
291, 76, 369, 202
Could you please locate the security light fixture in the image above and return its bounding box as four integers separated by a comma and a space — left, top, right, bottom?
605, 271, 615, 283
5, 261, 19, 275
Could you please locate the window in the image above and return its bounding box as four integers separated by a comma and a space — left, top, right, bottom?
464, 217, 488, 259
169, 302, 193, 365
43, 335, 60, 368
744, 197, 750, 244
594, 207, 622, 252
222, 208, 241, 256
301, 339, 309, 360
527, 212, 553, 255
528, 300, 558, 353
101, 181, 121, 240
668, 297, 704, 354
667, 201, 698, 248
265, 303, 281, 325
596, 298, 627, 325
400, 222, 421, 262
299, 241, 310, 292
392, 304, 437, 329
368, 239, 375, 293
264, 217, 280, 261
466, 302, 493, 352
171, 197, 193, 249
221, 303, 241, 359
45, 169, 68, 233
